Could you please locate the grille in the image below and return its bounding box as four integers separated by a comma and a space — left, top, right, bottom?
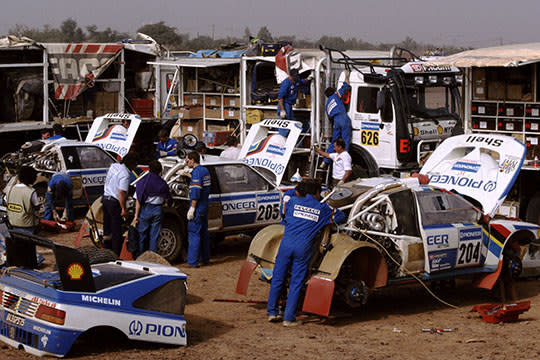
1, 291, 39, 317
0, 320, 39, 348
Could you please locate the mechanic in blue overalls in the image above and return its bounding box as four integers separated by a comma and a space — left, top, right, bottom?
185, 151, 211, 267
322, 70, 351, 167
156, 128, 178, 158
267, 178, 345, 326
277, 69, 310, 136
43, 172, 73, 222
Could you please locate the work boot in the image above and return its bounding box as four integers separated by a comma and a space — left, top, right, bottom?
268, 315, 283, 322
319, 162, 327, 170
283, 320, 299, 327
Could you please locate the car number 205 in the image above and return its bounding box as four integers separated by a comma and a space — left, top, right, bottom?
257, 203, 280, 221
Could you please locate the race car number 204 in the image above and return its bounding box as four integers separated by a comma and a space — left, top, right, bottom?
6, 312, 25, 327
361, 130, 379, 146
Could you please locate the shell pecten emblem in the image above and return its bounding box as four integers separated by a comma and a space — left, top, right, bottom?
67, 263, 85, 280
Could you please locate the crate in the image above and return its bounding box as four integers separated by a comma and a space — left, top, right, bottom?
131, 98, 153, 118
203, 130, 233, 146
171, 106, 203, 119
224, 96, 239, 107
224, 108, 239, 120
184, 94, 203, 105
205, 107, 221, 119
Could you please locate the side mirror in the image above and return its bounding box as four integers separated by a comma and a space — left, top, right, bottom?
376, 90, 385, 110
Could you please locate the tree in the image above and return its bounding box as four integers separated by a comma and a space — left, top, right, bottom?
256, 26, 273, 42
60, 18, 85, 42
137, 21, 184, 48
243, 27, 252, 42
86, 25, 130, 42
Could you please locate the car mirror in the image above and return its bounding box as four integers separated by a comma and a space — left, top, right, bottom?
376, 90, 385, 110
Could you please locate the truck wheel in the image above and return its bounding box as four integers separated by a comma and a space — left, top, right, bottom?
157, 218, 185, 263
77, 245, 118, 264
526, 193, 540, 225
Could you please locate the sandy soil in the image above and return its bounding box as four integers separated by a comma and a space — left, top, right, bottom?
1, 223, 540, 360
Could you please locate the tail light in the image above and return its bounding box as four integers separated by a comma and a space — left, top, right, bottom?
36, 305, 65, 325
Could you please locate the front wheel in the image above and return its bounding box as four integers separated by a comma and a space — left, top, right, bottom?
157, 217, 185, 263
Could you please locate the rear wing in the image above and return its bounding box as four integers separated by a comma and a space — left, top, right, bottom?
5, 229, 96, 292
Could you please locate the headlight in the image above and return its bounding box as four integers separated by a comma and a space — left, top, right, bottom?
415, 76, 424, 85
429, 75, 437, 84
455, 74, 463, 84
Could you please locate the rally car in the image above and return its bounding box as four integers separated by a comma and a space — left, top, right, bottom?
236, 134, 540, 317
84, 119, 303, 263
0, 225, 187, 357
1, 113, 142, 211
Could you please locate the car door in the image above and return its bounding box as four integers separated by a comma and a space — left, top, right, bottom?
213, 163, 280, 231
417, 190, 484, 273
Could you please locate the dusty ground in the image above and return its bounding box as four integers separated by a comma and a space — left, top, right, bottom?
2, 222, 540, 359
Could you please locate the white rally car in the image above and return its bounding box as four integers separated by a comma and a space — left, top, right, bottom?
237, 134, 540, 316
0, 225, 187, 357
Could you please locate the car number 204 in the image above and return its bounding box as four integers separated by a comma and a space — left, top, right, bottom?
457, 241, 481, 265
257, 203, 280, 222
6, 312, 25, 327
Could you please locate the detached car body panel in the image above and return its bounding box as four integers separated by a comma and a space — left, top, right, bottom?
0, 228, 187, 357
237, 134, 540, 316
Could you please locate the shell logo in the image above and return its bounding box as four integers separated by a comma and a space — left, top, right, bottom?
67, 263, 84, 280
437, 125, 443, 134
413, 127, 419, 136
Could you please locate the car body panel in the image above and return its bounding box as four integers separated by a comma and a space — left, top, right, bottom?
85, 113, 141, 159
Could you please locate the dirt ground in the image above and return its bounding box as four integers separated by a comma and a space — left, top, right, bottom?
2, 222, 540, 360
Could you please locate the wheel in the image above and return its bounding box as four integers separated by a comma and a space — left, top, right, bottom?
526, 193, 540, 225
77, 246, 118, 265
157, 217, 185, 263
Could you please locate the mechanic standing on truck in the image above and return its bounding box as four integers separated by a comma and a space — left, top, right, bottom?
322, 70, 352, 166
6, 166, 40, 234
43, 172, 73, 222
133, 160, 172, 254
185, 151, 211, 267
267, 178, 345, 326
277, 69, 310, 135
314, 138, 352, 186
102, 153, 139, 255
156, 128, 178, 158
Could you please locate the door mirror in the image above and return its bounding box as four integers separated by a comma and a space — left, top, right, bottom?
376, 90, 385, 111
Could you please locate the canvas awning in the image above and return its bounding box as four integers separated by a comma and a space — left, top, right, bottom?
148, 58, 241, 68
426, 43, 540, 68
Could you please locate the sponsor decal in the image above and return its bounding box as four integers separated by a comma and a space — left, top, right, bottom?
361, 122, 380, 131
499, 156, 520, 174
31, 297, 56, 308
95, 143, 128, 157
41, 335, 49, 348
451, 161, 480, 173
427, 234, 449, 248
411, 64, 424, 72
222, 200, 256, 213
81, 295, 121, 306
33, 325, 52, 335
292, 204, 320, 222
424, 65, 452, 72
67, 263, 84, 280
257, 193, 280, 203
244, 157, 285, 175
465, 135, 503, 147
437, 125, 443, 134
459, 228, 482, 242
428, 249, 457, 271
428, 175, 496, 192
82, 175, 106, 185
327, 98, 338, 114
7, 204, 22, 213
267, 144, 286, 156
129, 320, 186, 339
261, 119, 290, 129
129, 320, 143, 336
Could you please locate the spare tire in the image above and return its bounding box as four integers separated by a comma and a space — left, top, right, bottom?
77, 246, 118, 265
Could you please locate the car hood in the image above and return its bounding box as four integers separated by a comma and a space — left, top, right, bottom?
85, 113, 142, 158
238, 119, 303, 186
420, 134, 526, 217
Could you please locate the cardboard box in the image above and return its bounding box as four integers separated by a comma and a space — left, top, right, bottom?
263, 110, 277, 120
506, 84, 523, 101
224, 96, 239, 107
93, 91, 118, 116
184, 94, 203, 105
205, 95, 222, 107
224, 108, 239, 119
205, 107, 221, 119
186, 79, 197, 92
207, 123, 229, 131
246, 109, 264, 124
488, 81, 505, 100
171, 106, 203, 119
181, 120, 203, 139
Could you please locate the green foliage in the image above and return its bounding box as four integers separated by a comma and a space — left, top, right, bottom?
137, 21, 184, 48
256, 26, 273, 42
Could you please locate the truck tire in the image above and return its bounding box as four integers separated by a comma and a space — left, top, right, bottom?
157, 217, 185, 263
526, 193, 540, 225
77, 246, 118, 265
349, 146, 379, 180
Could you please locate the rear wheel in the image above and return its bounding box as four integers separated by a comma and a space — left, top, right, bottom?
157, 217, 185, 263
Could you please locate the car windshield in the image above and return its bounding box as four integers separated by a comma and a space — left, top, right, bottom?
214, 164, 270, 193
62, 146, 115, 170
406, 85, 460, 120
417, 190, 480, 225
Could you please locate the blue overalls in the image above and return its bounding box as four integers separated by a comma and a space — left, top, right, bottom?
267, 194, 345, 322
277, 77, 309, 136
324, 82, 352, 163
156, 138, 179, 158
187, 165, 211, 266
43, 173, 74, 221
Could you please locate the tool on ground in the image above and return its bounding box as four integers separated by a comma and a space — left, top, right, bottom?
212, 298, 268, 304
471, 301, 531, 323
422, 328, 453, 334
82, 185, 103, 247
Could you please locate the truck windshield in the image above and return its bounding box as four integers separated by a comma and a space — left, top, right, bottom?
406, 85, 460, 121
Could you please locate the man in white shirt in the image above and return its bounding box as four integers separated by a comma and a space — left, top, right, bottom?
219, 135, 241, 160
102, 153, 138, 255
314, 138, 352, 187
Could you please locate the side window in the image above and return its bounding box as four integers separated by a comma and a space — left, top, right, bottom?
418, 191, 480, 225
356, 87, 379, 114
77, 147, 115, 169
389, 190, 419, 236
215, 165, 268, 193
61, 147, 82, 169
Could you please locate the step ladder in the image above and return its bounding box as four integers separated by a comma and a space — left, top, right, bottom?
311, 139, 332, 186
75, 122, 92, 142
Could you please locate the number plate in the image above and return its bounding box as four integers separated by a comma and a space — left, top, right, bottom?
6, 312, 25, 327
360, 129, 379, 146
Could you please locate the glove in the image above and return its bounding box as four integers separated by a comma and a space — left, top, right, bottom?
160, 151, 168, 157
337, 180, 345, 185
53, 211, 60, 221
187, 206, 195, 221
280, 110, 287, 119
307, 73, 314, 81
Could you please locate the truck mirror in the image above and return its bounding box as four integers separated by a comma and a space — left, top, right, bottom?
376, 90, 385, 110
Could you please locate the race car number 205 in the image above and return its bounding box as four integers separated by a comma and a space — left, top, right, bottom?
6, 312, 25, 327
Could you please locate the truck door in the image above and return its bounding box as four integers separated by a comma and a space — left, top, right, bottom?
350, 84, 395, 167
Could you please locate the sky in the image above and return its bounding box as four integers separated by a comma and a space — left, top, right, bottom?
0, 0, 537, 48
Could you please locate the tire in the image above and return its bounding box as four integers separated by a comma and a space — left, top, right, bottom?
526, 193, 540, 225
157, 217, 185, 263
77, 246, 118, 265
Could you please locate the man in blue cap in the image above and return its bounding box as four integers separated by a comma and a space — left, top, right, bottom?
267, 178, 346, 327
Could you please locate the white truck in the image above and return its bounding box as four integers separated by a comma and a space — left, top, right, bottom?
427, 43, 540, 224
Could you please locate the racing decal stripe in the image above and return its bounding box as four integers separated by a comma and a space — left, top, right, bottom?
92, 126, 115, 142
221, 194, 255, 201
490, 224, 511, 239
423, 224, 455, 230
246, 135, 274, 157
67, 169, 108, 175
514, 224, 540, 231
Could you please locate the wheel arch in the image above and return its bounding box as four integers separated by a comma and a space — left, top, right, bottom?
349, 143, 380, 178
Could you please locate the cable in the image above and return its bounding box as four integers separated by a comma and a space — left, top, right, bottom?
351, 225, 458, 309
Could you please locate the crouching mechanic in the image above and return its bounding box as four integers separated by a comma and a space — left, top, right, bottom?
43, 172, 73, 222
267, 178, 346, 326
185, 151, 211, 267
